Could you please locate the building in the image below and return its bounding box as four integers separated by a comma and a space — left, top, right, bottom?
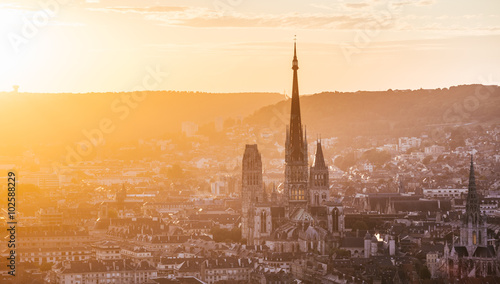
426, 251, 440, 278
200, 257, 252, 284
20, 171, 60, 190
443, 156, 500, 278
423, 188, 468, 199
19, 246, 91, 265
51, 259, 157, 284
425, 145, 446, 156
398, 137, 421, 152
120, 246, 153, 264
35, 207, 64, 225
18, 225, 94, 250
93, 241, 122, 260
241, 41, 344, 254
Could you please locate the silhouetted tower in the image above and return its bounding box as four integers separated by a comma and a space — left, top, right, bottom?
309, 139, 329, 206
241, 144, 264, 244
398, 175, 405, 194
116, 184, 127, 210
285, 39, 309, 216
460, 155, 487, 254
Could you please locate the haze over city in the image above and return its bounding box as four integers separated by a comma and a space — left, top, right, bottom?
1, 1, 500, 283
1, 0, 500, 93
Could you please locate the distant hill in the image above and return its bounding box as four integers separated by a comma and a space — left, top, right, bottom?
244, 85, 500, 139
1, 85, 499, 151
0, 91, 284, 146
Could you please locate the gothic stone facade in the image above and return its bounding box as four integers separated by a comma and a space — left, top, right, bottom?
241, 42, 344, 255
443, 156, 500, 278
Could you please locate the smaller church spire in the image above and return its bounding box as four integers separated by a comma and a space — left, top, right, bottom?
468, 154, 476, 197
312, 139, 326, 169
469, 154, 474, 180
464, 154, 480, 225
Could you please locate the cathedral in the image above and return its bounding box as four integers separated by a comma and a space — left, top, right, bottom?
443, 156, 500, 277
241, 42, 344, 254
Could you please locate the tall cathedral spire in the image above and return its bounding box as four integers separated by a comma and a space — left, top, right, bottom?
288, 37, 305, 163
285, 38, 309, 214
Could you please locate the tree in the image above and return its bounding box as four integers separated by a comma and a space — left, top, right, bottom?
40, 262, 53, 271
449, 127, 466, 150
406, 147, 418, 154
422, 155, 433, 165
166, 164, 184, 180
334, 152, 356, 171
362, 149, 391, 165
419, 265, 431, 279
330, 248, 351, 259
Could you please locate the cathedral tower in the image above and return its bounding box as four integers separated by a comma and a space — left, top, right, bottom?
285, 40, 309, 216
310, 139, 329, 206
460, 155, 487, 254
241, 144, 264, 244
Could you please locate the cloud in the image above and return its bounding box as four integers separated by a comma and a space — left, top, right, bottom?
311, 1, 381, 12
309, 3, 335, 11
93, 6, 188, 14
0, 2, 38, 11
144, 10, 401, 30
91, 5, 378, 29
48, 21, 86, 27
391, 0, 436, 8
87, 2, 500, 34
344, 3, 373, 9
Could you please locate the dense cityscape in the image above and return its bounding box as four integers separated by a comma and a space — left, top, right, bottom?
0, 42, 499, 284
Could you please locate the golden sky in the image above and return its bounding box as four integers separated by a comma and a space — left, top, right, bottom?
1, 0, 500, 94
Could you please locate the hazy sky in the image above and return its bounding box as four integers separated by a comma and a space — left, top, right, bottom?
1, 0, 499, 94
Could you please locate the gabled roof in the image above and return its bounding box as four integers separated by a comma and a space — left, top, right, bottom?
473, 246, 496, 258
454, 246, 469, 257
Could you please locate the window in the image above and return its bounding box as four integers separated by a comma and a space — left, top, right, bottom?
261, 211, 267, 232
332, 208, 339, 232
